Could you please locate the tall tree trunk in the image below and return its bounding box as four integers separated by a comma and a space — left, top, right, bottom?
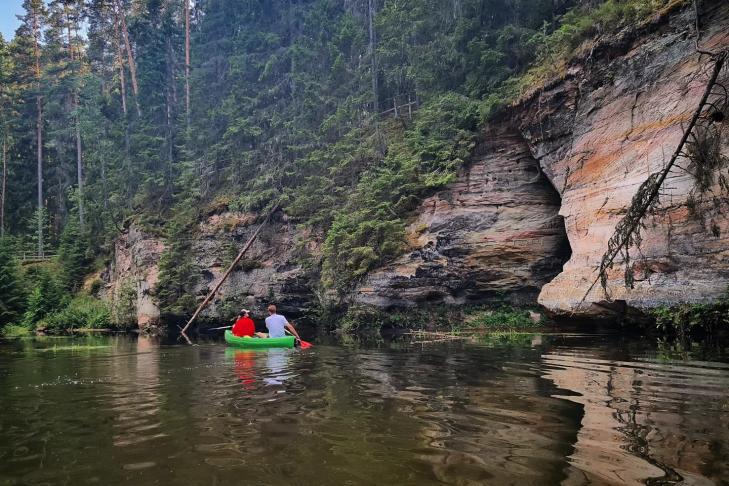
114, 11, 128, 117
113, 6, 132, 190
75, 112, 84, 228
1, 138, 6, 238
368, 0, 378, 113
101, 128, 108, 210
33, 5, 44, 257
67, 7, 84, 229
166, 37, 176, 167
115, 0, 141, 116
184, 0, 190, 132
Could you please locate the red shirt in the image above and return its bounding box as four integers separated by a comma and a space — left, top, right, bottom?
232, 316, 255, 337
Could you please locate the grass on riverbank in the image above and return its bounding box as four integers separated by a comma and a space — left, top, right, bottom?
651, 293, 729, 339
2, 295, 125, 338
338, 304, 545, 334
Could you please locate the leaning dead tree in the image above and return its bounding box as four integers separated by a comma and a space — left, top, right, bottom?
180, 203, 280, 338
584, 51, 728, 302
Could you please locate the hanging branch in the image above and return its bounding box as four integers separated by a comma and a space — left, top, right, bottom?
580, 52, 727, 306
180, 203, 280, 337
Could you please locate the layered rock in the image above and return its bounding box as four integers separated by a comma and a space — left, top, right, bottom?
354, 127, 570, 308
521, 1, 729, 316
104, 225, 165, 331
189, 211, 317, 319
104, 212, 317, 330
356, 1, 729, 317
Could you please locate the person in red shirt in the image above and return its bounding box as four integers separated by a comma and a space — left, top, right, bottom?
231, 309, 255, 337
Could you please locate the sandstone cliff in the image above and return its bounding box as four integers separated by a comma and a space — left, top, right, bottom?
104, 213, 317, 329
527, 1, 729, 316
356, 1, 729, 317
354, 127, 570, 308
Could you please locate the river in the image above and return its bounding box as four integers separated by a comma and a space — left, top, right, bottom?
1, 332, 728, 485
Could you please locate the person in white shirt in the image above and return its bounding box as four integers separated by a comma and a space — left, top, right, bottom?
262, 304, 302, 340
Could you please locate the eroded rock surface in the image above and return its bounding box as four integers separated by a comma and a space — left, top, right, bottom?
522, 2, 729, 316
104, 213, 317, 330
354, 127, 569, 308
357, 1, 729, 317
104, 225, 165, 331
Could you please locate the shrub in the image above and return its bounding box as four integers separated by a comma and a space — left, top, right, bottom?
461, 307, 541, 331
1, 324, 33, 338
44, 296, 111, 332
652, 294, 729, 338
111, 281, 137, 328
22, 270, 66, 327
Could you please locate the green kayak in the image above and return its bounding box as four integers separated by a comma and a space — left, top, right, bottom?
224, 330, 296, 348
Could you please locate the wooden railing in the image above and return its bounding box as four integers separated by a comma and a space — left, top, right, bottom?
378, 94, 419, 119
16, 251, 56, 264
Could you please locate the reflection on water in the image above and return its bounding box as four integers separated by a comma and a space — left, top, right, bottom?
543, 347, 729, 485
0, 333, 728, 485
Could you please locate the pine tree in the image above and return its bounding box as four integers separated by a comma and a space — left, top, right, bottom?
56, 211, 87, 292
22, 268, 64, 326
0, 241, 27, 326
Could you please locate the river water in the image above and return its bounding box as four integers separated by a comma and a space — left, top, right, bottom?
1, 332, 728, 485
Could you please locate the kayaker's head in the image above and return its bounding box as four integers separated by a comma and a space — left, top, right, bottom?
240, 309, 250, 317
267, 304, 277, 315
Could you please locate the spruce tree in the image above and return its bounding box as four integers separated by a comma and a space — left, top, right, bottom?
57, 212, 87, 292
0, 241, 27, 326
22, 268, 65, 326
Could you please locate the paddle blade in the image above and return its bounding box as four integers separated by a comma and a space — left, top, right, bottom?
299, 339, 313, 349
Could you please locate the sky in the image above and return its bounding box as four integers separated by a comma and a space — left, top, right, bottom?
1, 0, 26, 40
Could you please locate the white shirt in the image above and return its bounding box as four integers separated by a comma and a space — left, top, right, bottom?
265, 313, 289, 338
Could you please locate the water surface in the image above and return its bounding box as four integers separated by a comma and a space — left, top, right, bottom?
1, 333, 728, 485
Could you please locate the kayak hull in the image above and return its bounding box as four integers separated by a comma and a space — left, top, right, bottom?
224, 331, 295, 348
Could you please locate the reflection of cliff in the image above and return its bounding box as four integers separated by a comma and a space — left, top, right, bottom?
109, 336, 163, 450
542, 352, 729, 485
353, 344, 581, 484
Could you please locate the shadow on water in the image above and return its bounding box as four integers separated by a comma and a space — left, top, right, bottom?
1, 331, 728, 484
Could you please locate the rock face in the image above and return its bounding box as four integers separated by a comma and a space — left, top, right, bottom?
523, 1, 729, 316
189, 211, 317, 320
105, 225, 165, 331
357, 1, 729, 317
354, 127, 570, 308
104, 212, 317, 330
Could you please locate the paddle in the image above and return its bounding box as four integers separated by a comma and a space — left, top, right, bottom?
206, 325, 232, 331
285, 328, 312, 349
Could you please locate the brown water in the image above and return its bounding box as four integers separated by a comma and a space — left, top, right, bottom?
1, 333, 728, 485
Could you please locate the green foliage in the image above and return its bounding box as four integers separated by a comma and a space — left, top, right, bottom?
22, 268, 66, 327
339, 304, 462, 333
1, 0, 679, 317
339, 305, 396, 334
155, 203, 201, 316
0, 241, 27, 327
56, 215, 88, 292
43, 296, 111, 332
111, 280, 137, 329
320, 94, 479, 290
1, 323, 33, 337
482, 0, 680, 116
461, 307, 541, 331
652, 294, 729, 338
